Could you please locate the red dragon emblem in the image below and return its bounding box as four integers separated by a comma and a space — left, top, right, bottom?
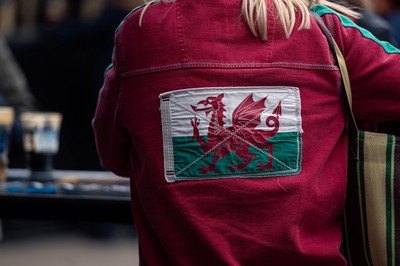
190, 93, 281, 174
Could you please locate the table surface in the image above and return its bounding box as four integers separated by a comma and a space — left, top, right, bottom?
0, 169, 133, 223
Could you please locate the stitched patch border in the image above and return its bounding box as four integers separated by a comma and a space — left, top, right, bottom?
159, 86, 303, 183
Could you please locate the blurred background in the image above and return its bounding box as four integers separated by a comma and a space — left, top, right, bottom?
0, 220, 139, 266
0, 0, 143, 171
0, 0, 143, 265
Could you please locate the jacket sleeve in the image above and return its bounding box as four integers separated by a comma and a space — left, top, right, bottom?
317, 6, 400, 124
92, 28, 131, 177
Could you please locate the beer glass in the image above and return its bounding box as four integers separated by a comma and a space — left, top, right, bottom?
20, 112, 63, 181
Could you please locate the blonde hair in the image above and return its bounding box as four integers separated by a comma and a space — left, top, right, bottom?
139, 0, 359, 41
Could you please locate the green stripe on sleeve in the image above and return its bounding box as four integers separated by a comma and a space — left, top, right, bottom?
103, 63, 113, 78
311, 5, 400, 54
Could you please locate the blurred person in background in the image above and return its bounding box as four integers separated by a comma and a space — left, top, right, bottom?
0, 34, 37, 168
342, 0, 399, 46
0, 35, 36, 113
1, 0, 138, 239
10, 0, 141, 170
375, 0, 400, 44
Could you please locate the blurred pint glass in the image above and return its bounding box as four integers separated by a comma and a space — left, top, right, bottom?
0, 107, 14, 182
20, 112, 62, 181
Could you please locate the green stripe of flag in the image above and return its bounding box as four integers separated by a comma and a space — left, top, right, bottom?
172, 132, 301, 178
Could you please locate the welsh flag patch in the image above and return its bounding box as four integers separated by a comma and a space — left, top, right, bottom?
159, 87, 303, 183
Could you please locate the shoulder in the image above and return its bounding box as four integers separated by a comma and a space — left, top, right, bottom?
115, 1, 175, 34
114, 3, 147, 34
311, 4, 356, 27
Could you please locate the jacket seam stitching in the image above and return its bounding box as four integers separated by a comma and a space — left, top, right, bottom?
121, 62, 338, 77
176, 0, 188, 63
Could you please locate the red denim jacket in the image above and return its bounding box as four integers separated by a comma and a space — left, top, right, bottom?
93, 1, 400, 265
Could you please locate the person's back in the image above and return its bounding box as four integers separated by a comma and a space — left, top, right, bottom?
93, 0, 400, 265
376, 0, 400, 44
